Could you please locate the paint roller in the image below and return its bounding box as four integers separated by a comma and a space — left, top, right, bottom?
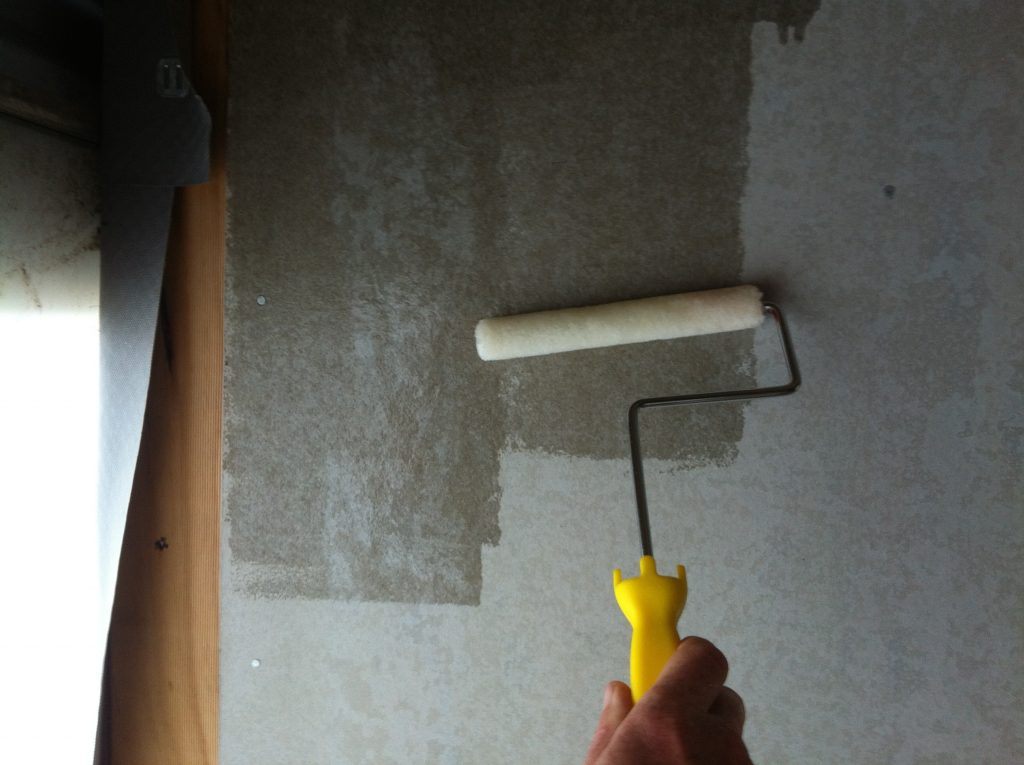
475, 284, 801, 701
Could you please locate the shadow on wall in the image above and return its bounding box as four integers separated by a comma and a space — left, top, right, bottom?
224, 0, 819, 604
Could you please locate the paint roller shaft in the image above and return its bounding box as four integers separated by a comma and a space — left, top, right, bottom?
475, 285, 766, 361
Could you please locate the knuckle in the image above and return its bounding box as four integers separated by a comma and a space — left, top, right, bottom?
684, 636, 729, 675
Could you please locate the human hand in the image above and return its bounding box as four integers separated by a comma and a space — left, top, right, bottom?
583, 637, 753, 765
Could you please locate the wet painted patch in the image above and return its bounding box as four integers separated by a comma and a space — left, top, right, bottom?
225, 1, 790, 603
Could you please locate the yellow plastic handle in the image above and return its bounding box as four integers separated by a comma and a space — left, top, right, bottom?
613, 556, 688, 702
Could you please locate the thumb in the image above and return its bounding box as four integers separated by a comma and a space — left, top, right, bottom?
583, 682, 633, 765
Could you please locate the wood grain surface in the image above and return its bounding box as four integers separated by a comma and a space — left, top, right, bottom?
107, 1, 227, 762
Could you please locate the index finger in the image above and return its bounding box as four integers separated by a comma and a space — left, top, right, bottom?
640, 636, 729, 714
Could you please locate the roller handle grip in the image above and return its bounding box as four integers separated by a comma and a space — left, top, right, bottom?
613, 556, 688, 702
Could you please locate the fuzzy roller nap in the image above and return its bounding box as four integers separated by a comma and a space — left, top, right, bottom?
474, 285, 764, 361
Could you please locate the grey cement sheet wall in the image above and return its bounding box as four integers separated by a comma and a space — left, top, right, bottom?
221, 2, 1023, 763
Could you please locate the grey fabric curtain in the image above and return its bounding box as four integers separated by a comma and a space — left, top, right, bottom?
97, 1, 210, 761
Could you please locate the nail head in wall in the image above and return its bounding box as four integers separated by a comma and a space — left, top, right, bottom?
884, 185, 896, 198
250, 659, 261, 668
154, 537, 169, 551
256, 294, 267, 306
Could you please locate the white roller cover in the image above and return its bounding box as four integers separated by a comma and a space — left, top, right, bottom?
475, 285, 764, 361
